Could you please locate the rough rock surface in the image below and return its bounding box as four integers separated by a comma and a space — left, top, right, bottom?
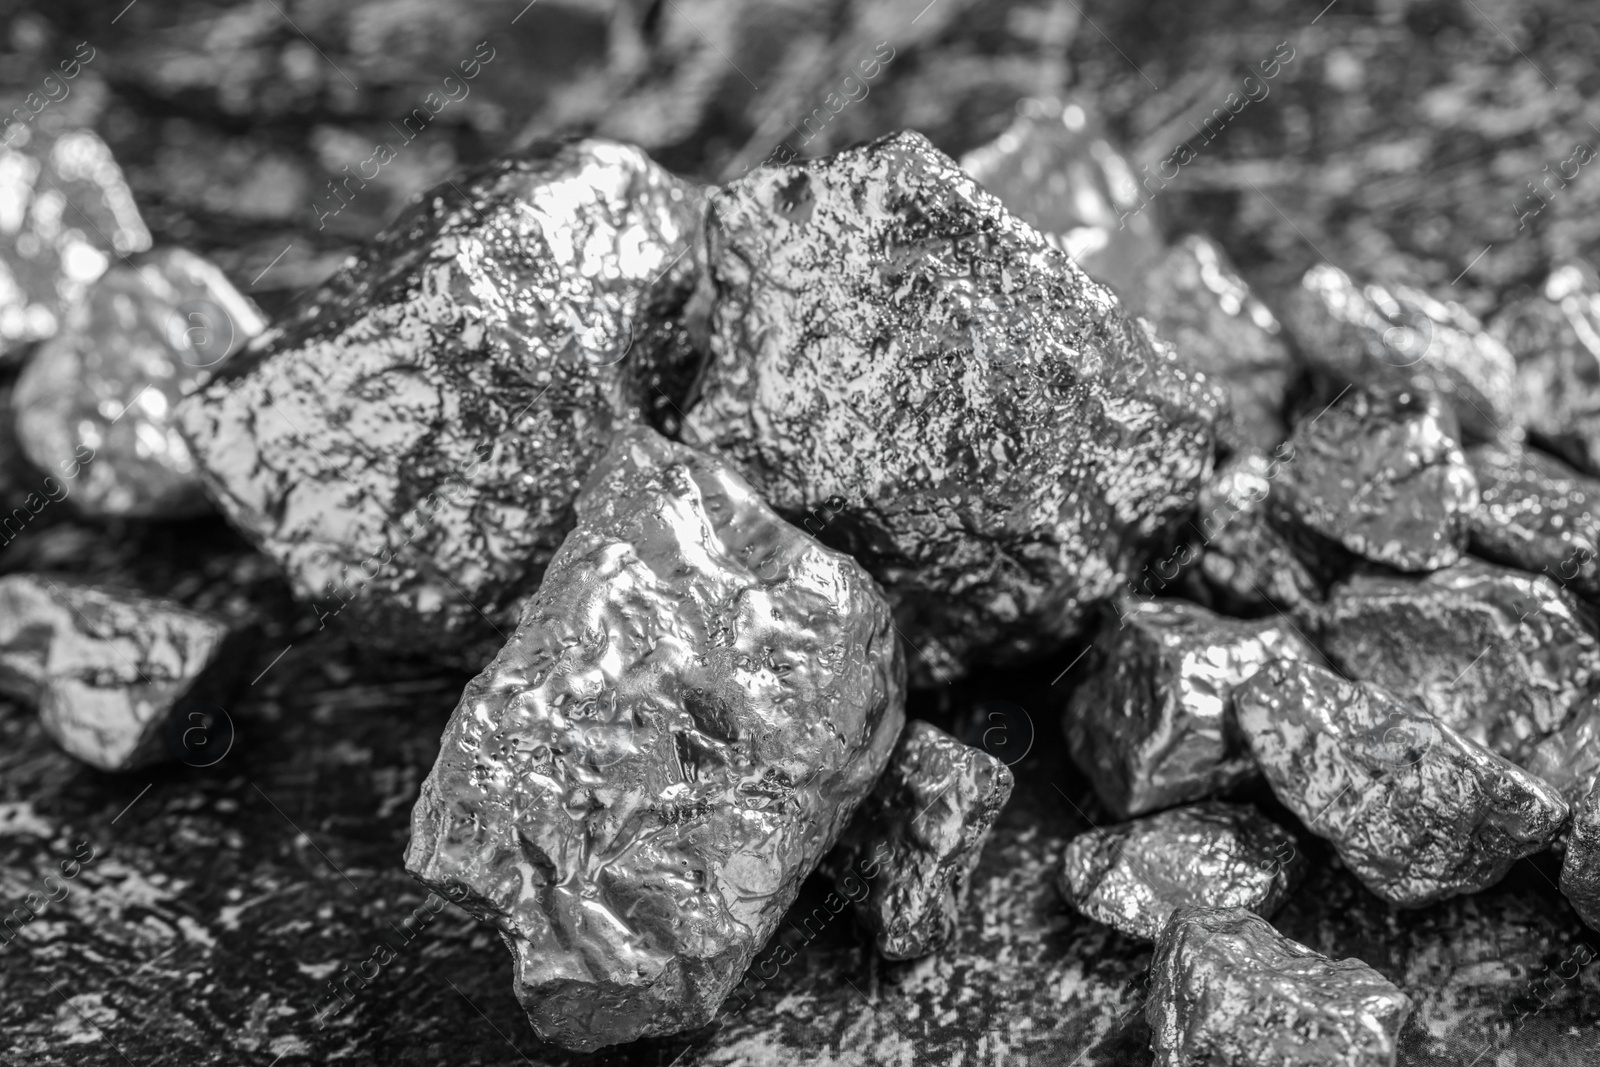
1465, 442, 1600, 600
957, 96, 1164, 296
1562, 782, 1600, 933
1490, 263, 1600, 476
1066, 598, 1323, 818
685, 129, 1224, 685
1127, 235, 1297, 452
13, 248, 265, 518
823, 719, 1013, 960
1523, 695, 1600, 803
1057, 802, 1303, 942
1184, 449, 1324, 615
1236, 660, 1568, 907
1270, 384, 1478, 573
404, 426, 905, 1051
0, 125, 151, 358
1282, 264, 1517, 444
0, 573, 239, 771
1147, 905, 1413, 1067
178, 139, 704, 661
1319, 560, 1600, 762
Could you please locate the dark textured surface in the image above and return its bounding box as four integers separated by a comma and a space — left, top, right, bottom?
1565, 783, 1600, 934
1147, 905, 1412, 1067
177, 139, 703, 664
823, 719, 1012, 961
1466, 441, 1600, 600
1065, 598, 1322, 819
13, 247, 265, 518
1319, 559, 1600, 762
1057, 802, 1303, 942
684, 129, 1224, 686
0, 572, 239, 772
1270, 385, 1478, 573
1237, 660, 1568, 908
5, 0, 1600, 1063
404, 426, 905, 1050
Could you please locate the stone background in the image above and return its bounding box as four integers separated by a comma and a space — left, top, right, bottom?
1, 0, 1598, 1063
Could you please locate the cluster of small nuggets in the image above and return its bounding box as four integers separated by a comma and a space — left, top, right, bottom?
8, 92, 1600, 1062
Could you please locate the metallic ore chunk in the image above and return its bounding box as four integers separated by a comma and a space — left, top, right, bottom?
1320, 560, 1600, 761
1524, 695, 1600, 802
1188, 450, 1323, 615
825, 719, 1013, 960
1148, 905, 1412, 1067
1236, 660, 1568, 907
13, 249, 266, 518
1057, 802, 1303, 942
0, 573, 236, 771
178, 140, 703, 659
1067, 599, 1323, 818
1128, 235, 1296, 452
1271, 385, 1478, 573
404, 426, 905, 1051
686, 130, 1224, 685
0, 127, 151, 358
958, 96, 1163, 295
1466, 442, 1600, 600
1283, 263, 1517, 444
1489, 262, 1600, 476
1562, 782, 1600, 933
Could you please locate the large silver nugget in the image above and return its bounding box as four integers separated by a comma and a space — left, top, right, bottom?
1067, 598, 1323, 819
685, 130, 1224, 685
1270, 384, 1478, 572
1147, 905, 1413, 1067
178, 140, 703, 661
14, 248, 265, 518
1282, 263, 1517, 444
0, 126, 151, 358
1466, 441, 1600, 600
1236, 660, 1567, 907
404, 426, 905, 1051
824, 719, 1012, 960
1563, 782, 1600, 933
0, 574, 237, 771
1057, 802, 1303, 942
1489, 262, 1600, 475
1319, 560, 1600, 761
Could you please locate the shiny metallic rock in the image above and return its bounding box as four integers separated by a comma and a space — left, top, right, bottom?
824, 719, 1013, 960
1066, 598, 1323, 819
0, 573, 237, 772
1465, 442, 1600, 600
1282, 263, 1517, 444
0, 126, 151, 358
178, 140, 704, 659
1562, 782, 1600, 933
404, 426, 905, 1051
685, 130, 1224, 685
1057, 802, 1303, 942
1127, 235, 1296, 452
1236, 660, 1568, 907
1524, 695, 1600, 803
14, 248, 265, 519
1270, 384, 1478, 572
1319, 559, 1600, 761
1489, 262, 1600, 476
958, 96, 1163, 295
1187, 450, 1324, 615
1147, 905, 1412, 1067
